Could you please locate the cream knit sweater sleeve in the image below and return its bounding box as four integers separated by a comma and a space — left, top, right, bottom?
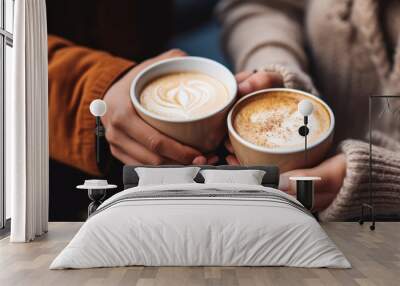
319, 132, 400, 221
217, 0, 317, 94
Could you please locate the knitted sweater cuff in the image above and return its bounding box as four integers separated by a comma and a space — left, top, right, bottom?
261, 63, 318, 95
319, 139, 400, 221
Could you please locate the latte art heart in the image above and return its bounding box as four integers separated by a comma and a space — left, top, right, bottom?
154, 80, 211, 113
140, 72, 230, 120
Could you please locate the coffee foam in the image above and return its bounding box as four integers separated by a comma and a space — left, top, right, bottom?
233, 92, 331, 150
140, 72, 230, 120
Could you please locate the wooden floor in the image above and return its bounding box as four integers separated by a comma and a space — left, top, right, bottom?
0, 222, 399, 286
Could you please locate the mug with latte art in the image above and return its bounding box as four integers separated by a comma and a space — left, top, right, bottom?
131, 57, 237, 153
227, 88, 335, 172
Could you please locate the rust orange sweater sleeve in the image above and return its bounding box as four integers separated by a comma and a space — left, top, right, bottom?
48, 35, 135, 175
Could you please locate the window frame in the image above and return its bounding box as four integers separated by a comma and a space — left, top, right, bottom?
0, 0, 13, 232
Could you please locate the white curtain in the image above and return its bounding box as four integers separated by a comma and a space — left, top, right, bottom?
7, 0, 49, 242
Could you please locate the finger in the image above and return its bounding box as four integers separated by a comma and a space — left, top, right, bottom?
278, 174, 291, 193
279, 169, 311, 195
278, 173, 298, 194
235, 71, 254, 84
238, 71, 283, 96
109, 145, 142, 165
224, 139, 234, 153
119, 112, 205, 164
225, 154, 240, 165
108, 128, 176, 165
193, 156, 207, 165
110, 142, 182, 166
206, 155, 219, 165
193, 154, 218, 165
238, 71, 283, 95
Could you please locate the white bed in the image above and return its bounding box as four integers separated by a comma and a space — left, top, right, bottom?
50, 182, 350, 269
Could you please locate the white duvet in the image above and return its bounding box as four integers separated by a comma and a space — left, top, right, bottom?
50, 183, 350, 269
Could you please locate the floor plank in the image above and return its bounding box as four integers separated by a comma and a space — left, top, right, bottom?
0, 222, 399, 286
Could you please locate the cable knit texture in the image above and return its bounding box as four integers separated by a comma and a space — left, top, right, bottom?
320, 134, 400, 221
218, 0, 400, 220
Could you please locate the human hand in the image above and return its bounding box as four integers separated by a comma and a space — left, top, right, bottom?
279, 154, 347, 212
102, 49, 218, 165
224, 139, 240, 166
236, 70, 283, 97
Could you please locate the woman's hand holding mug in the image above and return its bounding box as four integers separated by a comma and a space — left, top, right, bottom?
102, 50, 218, 166
279, 154, 346, 212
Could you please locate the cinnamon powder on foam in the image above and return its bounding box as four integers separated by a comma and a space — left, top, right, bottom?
233, 92, 330, 149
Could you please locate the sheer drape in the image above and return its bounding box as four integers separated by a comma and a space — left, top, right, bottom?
8, 0, 49, 242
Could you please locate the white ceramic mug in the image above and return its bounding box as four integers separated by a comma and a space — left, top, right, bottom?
130, 57, 237, 152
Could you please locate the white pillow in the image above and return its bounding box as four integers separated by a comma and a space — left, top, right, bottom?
135, 167, 200, 186
200, 169, 266, 185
